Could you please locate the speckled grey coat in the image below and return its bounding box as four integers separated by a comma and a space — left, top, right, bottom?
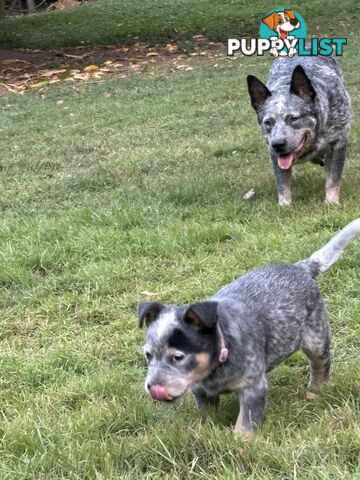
139, 219, 360, 435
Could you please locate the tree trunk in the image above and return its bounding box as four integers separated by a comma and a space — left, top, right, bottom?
26, 0, 35, 12
0, 0, 6, 19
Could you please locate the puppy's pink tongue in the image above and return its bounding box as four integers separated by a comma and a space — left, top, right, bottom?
278, 153, 294, 170
149, 385, 172, 401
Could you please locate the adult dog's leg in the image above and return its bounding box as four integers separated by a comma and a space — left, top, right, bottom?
325, 142, 347, 204
271, 155, 292, 205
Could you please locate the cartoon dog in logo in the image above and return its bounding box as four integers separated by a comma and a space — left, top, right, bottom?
262, 9, 300, 57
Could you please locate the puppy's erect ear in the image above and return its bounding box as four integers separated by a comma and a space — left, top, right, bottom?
262, 12, 277, 31
138, 302, 164, 328
247, 75, 272, 111
184, 301, 218, 329
290, 65, 316, 102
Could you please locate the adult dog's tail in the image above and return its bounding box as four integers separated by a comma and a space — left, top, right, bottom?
296, 219, 360, 278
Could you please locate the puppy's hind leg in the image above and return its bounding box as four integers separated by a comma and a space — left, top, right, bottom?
303, 346, 331, 391
302, 301, 331, 390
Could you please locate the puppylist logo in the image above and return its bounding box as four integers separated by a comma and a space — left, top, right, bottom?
228, 8, 347, 57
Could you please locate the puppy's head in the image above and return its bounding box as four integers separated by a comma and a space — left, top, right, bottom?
138, 301, 219, 402
247, 65, 317, 170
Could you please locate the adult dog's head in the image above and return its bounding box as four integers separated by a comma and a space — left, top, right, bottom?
247, 65, 318, 170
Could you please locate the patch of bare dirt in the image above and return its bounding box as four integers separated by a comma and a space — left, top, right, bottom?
0, 36, 226, 95
47, 0, 81, 11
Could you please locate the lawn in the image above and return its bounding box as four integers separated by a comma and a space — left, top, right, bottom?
0, 3, 360, 479
0, 0, 359, 49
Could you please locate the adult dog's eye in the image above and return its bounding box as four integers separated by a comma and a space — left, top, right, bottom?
145, 352, 152, 362
264, 119, 274, 128
288, 115, 300, 123
172, 353, 185, 362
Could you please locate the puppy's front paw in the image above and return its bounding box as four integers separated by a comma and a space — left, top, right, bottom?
270, 48, 278, 57
233, 425, 254, 440
288, 47, 297, 57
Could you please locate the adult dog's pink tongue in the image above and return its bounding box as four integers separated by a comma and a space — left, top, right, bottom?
278, 153, 294, 170
149, 385, 172, 401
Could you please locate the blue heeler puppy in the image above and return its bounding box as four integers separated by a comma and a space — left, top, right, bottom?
138, 219, 360, 437
247, 56, 351, 205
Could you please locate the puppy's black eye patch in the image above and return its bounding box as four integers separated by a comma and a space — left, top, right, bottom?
168, 329, 203, 353
168, 329, 192, 351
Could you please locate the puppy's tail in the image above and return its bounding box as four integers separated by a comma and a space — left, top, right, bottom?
296, 219, 360, 278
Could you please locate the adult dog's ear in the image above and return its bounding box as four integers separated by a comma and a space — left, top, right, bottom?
184, 301, 218, 329
290, 65, 316, 102
247, 75, 272, 111
138, 302, 164, 328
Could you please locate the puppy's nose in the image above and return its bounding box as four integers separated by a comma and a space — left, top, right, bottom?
271, 140, 287, 153
290, 19, 298, 26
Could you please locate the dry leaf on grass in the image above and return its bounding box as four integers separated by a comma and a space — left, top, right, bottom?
192, 34, 207, 41
243, 189, 256, 200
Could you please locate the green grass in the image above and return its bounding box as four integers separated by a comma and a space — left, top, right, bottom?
0, 0, 359, 49
0, 9, 360, 479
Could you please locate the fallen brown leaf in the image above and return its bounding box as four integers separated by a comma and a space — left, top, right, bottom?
193, 34, 207, 41
63, 53, 89, 59
165, 43, 178, 54
83, 65, 99, 72
31, 80, 49, 88
3, 59, 31, 65
39, 68, 67, 77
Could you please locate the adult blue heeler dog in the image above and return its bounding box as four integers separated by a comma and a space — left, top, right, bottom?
247, 56, 351, 205
138, 219, 360, 437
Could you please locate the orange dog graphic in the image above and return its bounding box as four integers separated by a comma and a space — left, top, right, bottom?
262, 9, 300, 57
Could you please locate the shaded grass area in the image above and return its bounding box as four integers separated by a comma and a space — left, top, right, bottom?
0, 0, 359, 49
0, 30, 359, 480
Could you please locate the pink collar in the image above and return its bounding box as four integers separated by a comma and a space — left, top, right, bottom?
217, 325, 228, 363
